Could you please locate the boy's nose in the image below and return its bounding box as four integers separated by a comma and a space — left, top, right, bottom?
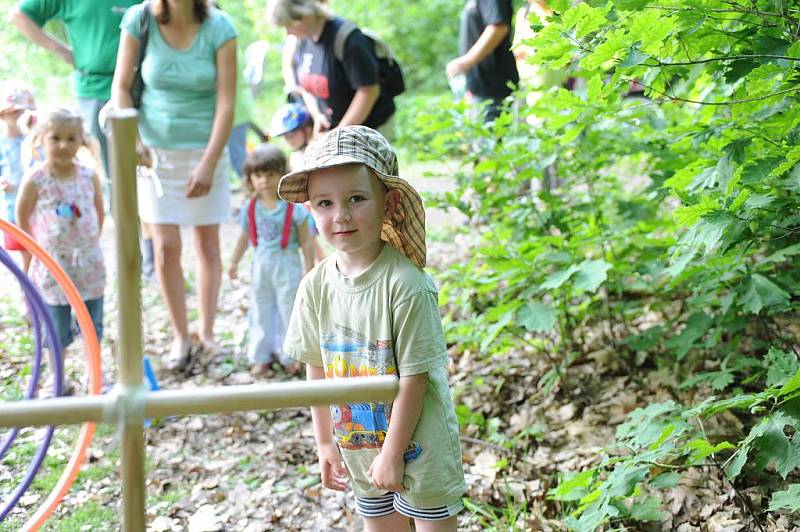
333, 208, 351, 223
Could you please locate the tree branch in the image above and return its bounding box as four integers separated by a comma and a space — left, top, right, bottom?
644, 54, 800, 67
633, 81, 800, 106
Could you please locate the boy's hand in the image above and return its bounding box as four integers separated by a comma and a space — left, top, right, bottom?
318, 442, 348, 491
227, 264, 238, 280
368, 451, 405, 493
0, 179, 11, 192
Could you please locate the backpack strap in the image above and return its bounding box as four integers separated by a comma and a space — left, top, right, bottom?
280, 203, 295, 250
333, 19, 358, 63
140, 1, 150, 46
248, 197, 258, 247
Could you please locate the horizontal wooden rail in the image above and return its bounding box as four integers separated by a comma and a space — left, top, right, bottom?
0, 376, 398, 428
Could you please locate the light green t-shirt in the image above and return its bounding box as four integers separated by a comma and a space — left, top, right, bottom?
120, 4, 237, 149
284, 244, 465, 508
19, 0, 138, 99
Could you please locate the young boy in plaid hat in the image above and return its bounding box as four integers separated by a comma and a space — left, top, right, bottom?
280, 126, 465, 530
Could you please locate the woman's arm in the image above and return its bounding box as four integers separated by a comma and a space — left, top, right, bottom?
111, 31, 140, 110
92, 171, 105, 233
281, 35, 299, 95
187, 37, 236, 198
337, 84, 380, 128
296, 220, 314, 273
15, 175, 37, 235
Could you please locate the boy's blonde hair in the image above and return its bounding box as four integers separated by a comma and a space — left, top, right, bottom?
243, 144, 288, 194
266, 0, 330, 27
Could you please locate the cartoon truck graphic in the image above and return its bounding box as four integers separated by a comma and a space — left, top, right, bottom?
331, 403, 389, 450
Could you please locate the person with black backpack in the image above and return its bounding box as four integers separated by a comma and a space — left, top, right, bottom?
266, 0, 402, 138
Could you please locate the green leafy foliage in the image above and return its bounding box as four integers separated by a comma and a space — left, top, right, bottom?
409, 0, 800, 528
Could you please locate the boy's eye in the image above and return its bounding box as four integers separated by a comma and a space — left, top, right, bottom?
316, 199, 332, 208
349, 195, 365, 203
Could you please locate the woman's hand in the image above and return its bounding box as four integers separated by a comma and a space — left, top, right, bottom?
368, 451, 405, 493
186, 160, 215, 198
318, 442, 348, 491
135, 140, 152, 168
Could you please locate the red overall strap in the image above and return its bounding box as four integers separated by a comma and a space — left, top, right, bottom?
248, 197, 258, 247
280, 203, 295, 249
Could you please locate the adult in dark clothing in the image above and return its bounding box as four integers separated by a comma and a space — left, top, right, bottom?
446, 0, 519, 122
266, 0, 395, 136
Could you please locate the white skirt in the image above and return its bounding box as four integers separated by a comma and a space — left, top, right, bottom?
138, 147, 231, 225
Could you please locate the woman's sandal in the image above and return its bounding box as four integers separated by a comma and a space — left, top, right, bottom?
165, 341, 196, 373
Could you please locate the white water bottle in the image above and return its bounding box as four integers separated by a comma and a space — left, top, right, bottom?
449, 74, 466, 100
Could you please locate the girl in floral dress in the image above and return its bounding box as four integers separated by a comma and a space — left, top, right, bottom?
16, 108, 105, 380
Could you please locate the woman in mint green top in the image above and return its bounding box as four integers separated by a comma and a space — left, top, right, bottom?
111, 0, 238, 370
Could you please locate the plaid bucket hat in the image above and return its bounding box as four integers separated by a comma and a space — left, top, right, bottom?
279, 126, 427, 268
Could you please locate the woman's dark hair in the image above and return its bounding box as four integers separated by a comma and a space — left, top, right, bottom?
155, 0, 210, 24
243, 144, 288, 191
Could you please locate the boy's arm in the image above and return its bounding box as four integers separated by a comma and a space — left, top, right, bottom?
15, 175, 37, 234
307, 364, 348, 491
296, 220, 314, 273
227, 230, 249, 279
368, 372, 428, 492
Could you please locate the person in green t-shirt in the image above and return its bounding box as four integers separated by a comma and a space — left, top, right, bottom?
10, 0, 138, 177
280, 126, 466, 531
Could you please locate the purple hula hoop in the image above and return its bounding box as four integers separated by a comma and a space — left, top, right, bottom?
0, 245, 64, 522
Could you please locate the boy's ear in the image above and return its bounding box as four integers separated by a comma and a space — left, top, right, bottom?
384, 189, 401, 221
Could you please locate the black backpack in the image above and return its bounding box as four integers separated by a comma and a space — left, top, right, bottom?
333, 20, 405, 98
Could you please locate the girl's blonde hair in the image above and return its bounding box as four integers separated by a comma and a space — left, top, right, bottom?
33, 107, 84, 142
27, 107, 85, 163
266, 0, 331, 27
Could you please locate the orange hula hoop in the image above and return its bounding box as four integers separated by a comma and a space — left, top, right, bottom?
0, 219, 102, 531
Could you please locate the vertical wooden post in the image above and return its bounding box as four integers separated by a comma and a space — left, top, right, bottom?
107, 109, 146, 532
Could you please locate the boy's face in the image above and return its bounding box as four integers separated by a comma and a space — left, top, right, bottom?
307, 164, 398, 259
250, 170, 281, 197
284, 127, 309, 151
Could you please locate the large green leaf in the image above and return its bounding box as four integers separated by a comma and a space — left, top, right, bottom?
768, 484, 800, 513
518, 302, 558, 333
573, 259, 613, 292
665, 312, 713, 360
631, 496, 668, 522
751, 415, 800, 479
740, 274, 790, 315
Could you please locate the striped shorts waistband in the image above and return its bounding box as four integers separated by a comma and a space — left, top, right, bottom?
354, 492, 463, 521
